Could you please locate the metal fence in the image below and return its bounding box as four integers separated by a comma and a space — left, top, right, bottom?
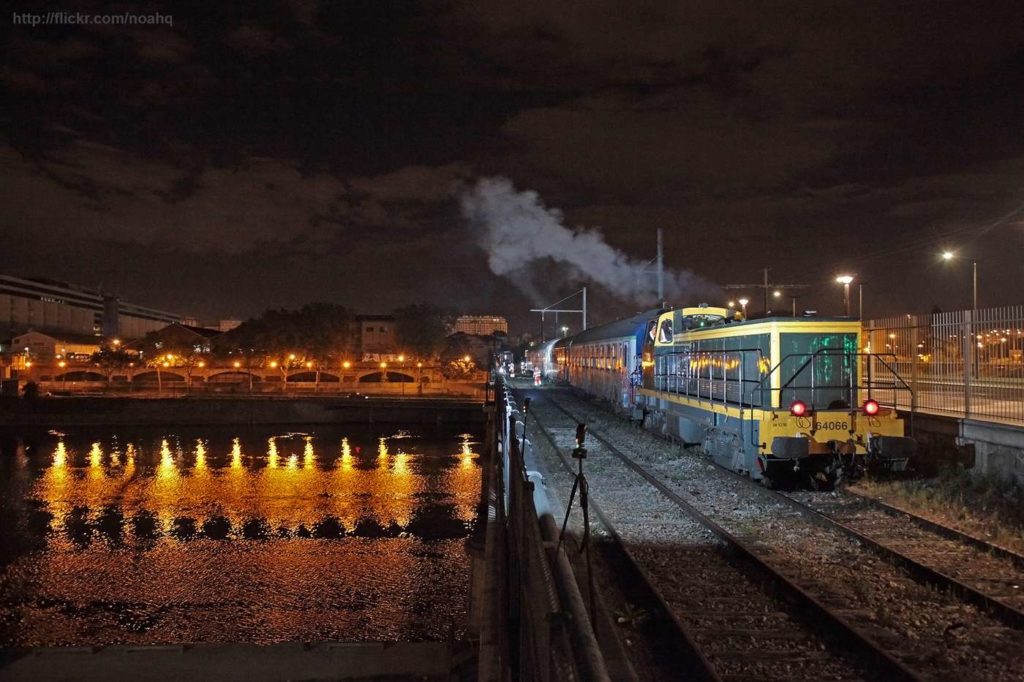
480, 382, 608, 682
864, 306, 1024, 425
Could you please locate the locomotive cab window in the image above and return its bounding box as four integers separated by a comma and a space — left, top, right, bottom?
658, 319, 673, 343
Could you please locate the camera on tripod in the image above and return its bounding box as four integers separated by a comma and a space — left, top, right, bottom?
572, 422, 587, 459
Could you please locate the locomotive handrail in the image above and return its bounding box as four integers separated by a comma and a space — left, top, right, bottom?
650, 347, 769, 415
749, 349, 910, 403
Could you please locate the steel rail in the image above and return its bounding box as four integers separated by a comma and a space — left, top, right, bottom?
703, 461, 1024, 631
767, 487, 1024, 630
532, 391, 921, 682
843, 488, 1024, 571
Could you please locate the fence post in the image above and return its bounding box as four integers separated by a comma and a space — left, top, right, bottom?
910, 323, 919, 410
962, 310, 973, 419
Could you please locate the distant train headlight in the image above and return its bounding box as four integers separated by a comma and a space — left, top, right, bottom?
863, 399, 880, 416
789, 400, 808, 417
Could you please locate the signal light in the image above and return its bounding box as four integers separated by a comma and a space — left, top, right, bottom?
863, 399, 880, 416
789, 400, 808, 417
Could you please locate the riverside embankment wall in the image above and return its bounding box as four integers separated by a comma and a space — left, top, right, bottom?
0, 397, 485, 428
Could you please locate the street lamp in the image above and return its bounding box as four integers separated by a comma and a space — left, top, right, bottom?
835, 275, 854, 316
561, 325, 569, 337
738, 298, 749, 317
941, 251, 978, 311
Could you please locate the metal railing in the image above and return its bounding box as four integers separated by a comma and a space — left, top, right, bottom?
865, 306, 1024, 425
652, 347, 768, 407
748, 349, 914, 413
479, 380, 608, 682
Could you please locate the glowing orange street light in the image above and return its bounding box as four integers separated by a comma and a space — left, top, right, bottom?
198, 361, 206, 368
269, 360, 278, 368
288, 353, 297, 361
342, 361, 351, 369
398, 354, 405, 362
463, 355, 471, 363
233, 361, 241, 368
380, 361, 387, 369
417, 362, 423, 368
58, 360, 66, 368
162, 362, 170, 368
112, 338, 121, 347
25, 361, 32, 368
305, 361, 313, 369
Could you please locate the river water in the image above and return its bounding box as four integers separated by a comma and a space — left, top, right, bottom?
0, 425, 483, 647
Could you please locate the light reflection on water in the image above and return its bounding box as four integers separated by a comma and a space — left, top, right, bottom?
0, 426, 483, 647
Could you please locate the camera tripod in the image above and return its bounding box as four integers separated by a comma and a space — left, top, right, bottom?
556, 423, 596, 619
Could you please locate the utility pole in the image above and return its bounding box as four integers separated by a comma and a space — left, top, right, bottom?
582, 286, 587, 330
657, 229, 665, 308
972, 260, 978, 312
763, 268, 769, 319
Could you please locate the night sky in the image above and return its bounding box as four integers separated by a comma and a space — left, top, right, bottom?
4, 1, 1024, 333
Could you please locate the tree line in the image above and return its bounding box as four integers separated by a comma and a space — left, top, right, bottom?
92, 303, 503, 378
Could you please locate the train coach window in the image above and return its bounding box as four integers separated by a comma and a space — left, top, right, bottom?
658, 319, 673, 343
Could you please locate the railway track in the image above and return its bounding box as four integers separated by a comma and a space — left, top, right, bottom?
523, 393, 916, 682
781, 489, 1024, 627
531, 387, 1024, 681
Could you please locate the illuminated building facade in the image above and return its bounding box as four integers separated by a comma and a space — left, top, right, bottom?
454, 315, 508, 337
8, 330, 102, 362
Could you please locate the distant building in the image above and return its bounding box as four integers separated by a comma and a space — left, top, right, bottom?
218, 319, 242, 332
454, 315, 508, 337
357, 314, 395, 360
8, 330, 102, 362
128, 323, 223, 355
0, 274, 181, 341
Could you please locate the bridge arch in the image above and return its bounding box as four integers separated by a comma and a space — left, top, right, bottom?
207, 371, 261, 383
54, 370, 107, 382
133, 371, 185, 383
286, 371, 340, 382
358, 371, 415, 383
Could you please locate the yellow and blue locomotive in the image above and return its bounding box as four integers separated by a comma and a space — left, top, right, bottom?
638, 305, 915, 487
546, 305, 916, 488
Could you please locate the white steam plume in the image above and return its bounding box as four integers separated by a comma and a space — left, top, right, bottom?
460, 176, 717, 305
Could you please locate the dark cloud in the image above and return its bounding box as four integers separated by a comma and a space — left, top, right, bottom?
2, 0, 1024, 329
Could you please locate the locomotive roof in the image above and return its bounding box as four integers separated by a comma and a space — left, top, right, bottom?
556, 309, 662, 347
